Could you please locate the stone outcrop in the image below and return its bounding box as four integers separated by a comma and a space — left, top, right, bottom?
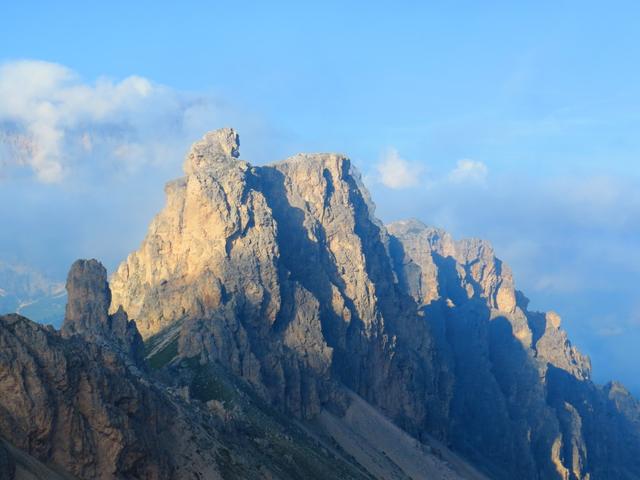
0, 312, 200, 479
62, 259, 144, 365
387, 219, 592, 377
387, 220, 517, 313
0, 259, 376, 480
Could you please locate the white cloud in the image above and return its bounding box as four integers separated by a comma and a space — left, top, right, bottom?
597, 326, 625, 337
448, 159, 488, 185
0, 60, 224, 182
375, 148, 424, 189
532, 271, 584, 293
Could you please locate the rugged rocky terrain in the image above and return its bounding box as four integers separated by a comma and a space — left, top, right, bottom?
1, 128, 639, 479
0, 258, 483, 479
111, 129, 448, 433
387, 221, 640, 479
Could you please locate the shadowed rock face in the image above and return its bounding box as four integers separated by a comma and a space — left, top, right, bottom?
0, 258, 226, 479
62, 259, 144, 365
0, 312, 205, 479
387, 219, 591, 380
62, 259, 111, 334
0, 441, 15, 480
388, 219, 639, 479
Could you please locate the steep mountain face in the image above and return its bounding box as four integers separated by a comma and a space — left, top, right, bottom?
0, 259, 395, 480
387, 220, 640, 479
108, 129, 640, 479
110, 129, 449, 431
0, 259, 223, 479
0, 315, 191, 479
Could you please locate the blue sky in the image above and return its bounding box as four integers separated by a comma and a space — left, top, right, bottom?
2, 1, 640, 391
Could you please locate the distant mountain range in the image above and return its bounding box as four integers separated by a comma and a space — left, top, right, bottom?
0, 129, 638, 480
0, 260, 66, 325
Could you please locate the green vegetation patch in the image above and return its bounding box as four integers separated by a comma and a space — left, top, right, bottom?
184, 358, 234, 403
147, 338, 179, 370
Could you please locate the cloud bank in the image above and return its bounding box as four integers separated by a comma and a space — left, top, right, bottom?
0, 60, 223, 182
373, 147, 489, 190
448, 159, 488, 185
375, 148, 424, 189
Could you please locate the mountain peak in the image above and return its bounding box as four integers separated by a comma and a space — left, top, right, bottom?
183, 127, 240, 175
105, 129, 640, 479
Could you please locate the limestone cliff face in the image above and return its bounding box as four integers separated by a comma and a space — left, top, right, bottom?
388, 219, 637, 480
0, 259, 374, 480
387, 219, 591, 377
109, 129, 640, 479
387, 220, 517, 313
0, 313, 225, 480
0, 259, 228, 479
110, 129, 447, 428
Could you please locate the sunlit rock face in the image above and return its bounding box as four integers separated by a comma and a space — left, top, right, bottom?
110, 128, 446, 425
109, 128, 640, 479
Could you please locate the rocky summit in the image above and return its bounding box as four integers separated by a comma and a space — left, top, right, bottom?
0, 128, 639, 479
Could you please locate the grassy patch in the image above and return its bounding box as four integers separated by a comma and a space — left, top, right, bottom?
183, 358, 234, 403
147, 338, 179, 370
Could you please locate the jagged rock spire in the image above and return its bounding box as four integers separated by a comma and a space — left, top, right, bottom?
62, 259, 111, 337
183, 127, 240, 175
62, 259, 143, 364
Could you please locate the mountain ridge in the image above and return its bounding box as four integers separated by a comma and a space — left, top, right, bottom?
0, 128, 638, 479
107, 128, 640, 479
